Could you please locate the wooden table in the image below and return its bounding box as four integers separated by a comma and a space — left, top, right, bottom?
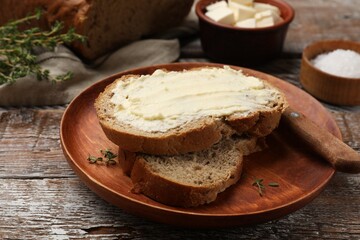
1, 0, 359, 239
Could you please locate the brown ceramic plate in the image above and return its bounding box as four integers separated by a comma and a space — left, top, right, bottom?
60, 62, 340, 228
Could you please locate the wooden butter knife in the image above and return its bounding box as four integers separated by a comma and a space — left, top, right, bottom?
282, 107, 360, 174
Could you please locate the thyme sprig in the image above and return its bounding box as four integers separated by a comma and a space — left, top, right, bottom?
252, 178, 280, 196
0, 8, 86, 85
252, 178, 265, 196
88, 149, 117, 166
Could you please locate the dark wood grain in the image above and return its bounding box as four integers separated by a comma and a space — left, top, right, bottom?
0, 109, 75, 179
0, 105, 359, 238
284, 0, 360, 54
282, 107, 360, 173
1, 0, 360, 238
0, 174, 359, 239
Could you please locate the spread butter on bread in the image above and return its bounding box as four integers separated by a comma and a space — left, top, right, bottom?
95, 66, 288, 155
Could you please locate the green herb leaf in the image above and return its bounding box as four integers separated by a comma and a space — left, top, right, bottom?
87, 155, 103, 164
268, 182, 280, 187
88, 149, 117, 166
0, 8, 86, 85
106, 159, 117, 166
252, 178, 265, 196
101, 149, 117, 161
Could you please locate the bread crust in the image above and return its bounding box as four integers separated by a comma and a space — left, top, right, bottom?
121, 136, 262, 207
0, 0, 194, 60
95, 68, 287, 155
130, 157, 243, 208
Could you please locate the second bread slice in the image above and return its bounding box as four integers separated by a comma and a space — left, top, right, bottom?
123, 136, 263, 207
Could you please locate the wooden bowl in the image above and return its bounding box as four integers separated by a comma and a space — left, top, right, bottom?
300, 40, 360, 106
195, 0, 295, 66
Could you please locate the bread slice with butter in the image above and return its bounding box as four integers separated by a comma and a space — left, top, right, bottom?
95, 66, 287, 155
122, 136, 264, 207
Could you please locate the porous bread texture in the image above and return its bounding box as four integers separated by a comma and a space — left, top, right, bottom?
121, 136, 265, 177
95, 67, 288, 155
68, 0, 194, 60
124, 136, 262, 207
0, 0, 194, 60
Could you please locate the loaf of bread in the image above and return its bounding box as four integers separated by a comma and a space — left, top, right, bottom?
95, 66, 288, 155
123, 136, 264, 207
0, 0, 194, 60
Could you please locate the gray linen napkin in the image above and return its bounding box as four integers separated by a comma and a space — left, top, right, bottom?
0, 40, 180, 106
0, 3, 198, 107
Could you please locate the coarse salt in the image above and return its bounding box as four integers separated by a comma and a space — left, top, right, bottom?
312, 49, 360, 78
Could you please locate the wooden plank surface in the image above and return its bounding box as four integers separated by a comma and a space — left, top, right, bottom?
284, 0, 360, 54
1, 0, 360, 239
0, 175, 359, 239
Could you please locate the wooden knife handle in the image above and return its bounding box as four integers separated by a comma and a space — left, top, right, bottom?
282, 107, 360, 174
